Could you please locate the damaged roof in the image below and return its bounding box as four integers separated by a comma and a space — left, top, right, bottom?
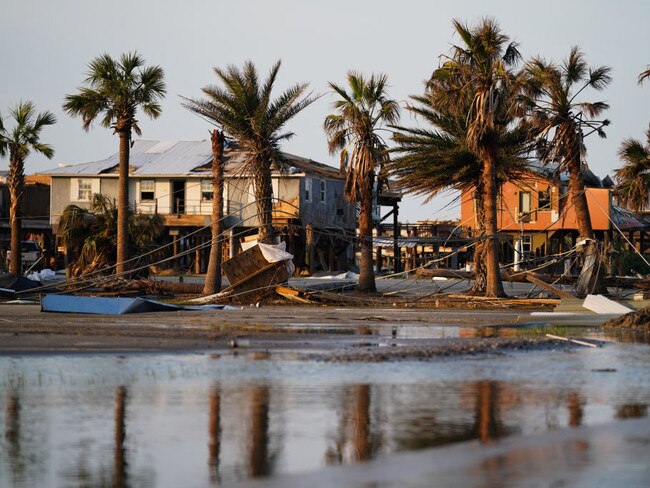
43, 139, 343, 179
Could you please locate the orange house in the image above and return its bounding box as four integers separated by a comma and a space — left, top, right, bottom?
460, 165, 647, 268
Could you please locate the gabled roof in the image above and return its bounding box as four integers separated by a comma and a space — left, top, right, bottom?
43, 139, 343, 179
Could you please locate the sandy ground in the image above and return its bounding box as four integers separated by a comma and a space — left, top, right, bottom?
0, 302, 583, 358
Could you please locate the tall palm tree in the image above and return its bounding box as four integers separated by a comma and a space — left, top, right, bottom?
391, 88, 531, 294
182, 60, 315, 243
429, 18, 523, 297
522, 47, 611, 296
63, 52, 166, 275
0, 101, 56, 274
202, 129, 225, 295
324, 72, 399, 293
615, 128, 650, 212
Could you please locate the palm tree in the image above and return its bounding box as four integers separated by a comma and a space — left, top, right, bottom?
391, 89, 531, 294
182, 60, 315, 243
0, 101, 56, 274
639, 67, 650, 85
202, 129, 225, 295
429, 18, 523, 297
63, 52, 166, 275
324, 72, 399, 293
615, 128, 650, 212
522, 47, 611, 296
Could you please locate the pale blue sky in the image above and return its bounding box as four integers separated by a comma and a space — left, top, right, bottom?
1, 0, 648, 221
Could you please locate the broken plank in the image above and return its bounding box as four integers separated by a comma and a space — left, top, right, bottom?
526, 274, 575, 299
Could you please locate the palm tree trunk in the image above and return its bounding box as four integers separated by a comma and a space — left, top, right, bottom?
357, 190, 377, 293
203, 130, 225, 295
568, 161, 606, 296
116, 130, 130, 275
469, 182, 488, 295
254, 160, 274, 244
8, 154, 24, 275
482, 153, 506, 297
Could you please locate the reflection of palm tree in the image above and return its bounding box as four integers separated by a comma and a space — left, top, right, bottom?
247, 386, 270, 478
5, 388, 24, 479
208, 386, 221, 483
113, 386, 128, 488
350, 385, 372, 462
473, 381, 505, 443
326, 384, 375, 464
567, 392, 584, 427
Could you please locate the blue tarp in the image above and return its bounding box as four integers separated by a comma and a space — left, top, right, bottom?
41, 294, 233, 315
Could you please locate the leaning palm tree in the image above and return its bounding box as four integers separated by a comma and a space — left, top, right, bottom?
391, 87, 531, 294
0, 101, 56, 274
615, 128, 650, 212
201, 129, 226, 295
522, 47, 611, 296
429, 18, 523, 297
324, 72, 400, 293
182, 60, 315, 243
63, 52, 166, 275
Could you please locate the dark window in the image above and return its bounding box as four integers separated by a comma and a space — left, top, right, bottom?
140, 179, 155, 201
538, 190, 551, 210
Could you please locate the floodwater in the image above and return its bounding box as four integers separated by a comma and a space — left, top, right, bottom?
1, 338, 650, 487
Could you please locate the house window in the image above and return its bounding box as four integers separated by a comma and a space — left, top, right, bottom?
521, 235, 532, 254
305, 178, 312, 202
77, 179, 92, 201
201, 179, 213, 201
519, 191, 532, 222
140, 179, 155, 201
319, 180, 326, 203
538, 189, 551, 210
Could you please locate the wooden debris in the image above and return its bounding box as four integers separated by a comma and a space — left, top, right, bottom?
545, 333, 599, 348
275, 285, 316, 304
525, 274, 576, 299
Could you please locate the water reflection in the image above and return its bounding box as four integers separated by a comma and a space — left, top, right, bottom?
114, 386, 128, 488
5, 388, 24, 483
208, 386, 221, 483
567, 392, 584, 427
247, 385, 271, 478
616, 403, 648, 419
1, 350, 650, 487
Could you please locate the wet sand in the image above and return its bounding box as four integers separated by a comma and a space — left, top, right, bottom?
0, 303, 577, 358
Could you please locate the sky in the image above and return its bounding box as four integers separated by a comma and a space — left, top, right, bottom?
1, 0, 649, 222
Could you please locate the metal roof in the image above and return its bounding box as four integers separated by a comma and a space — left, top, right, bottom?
43, 140, 343, 179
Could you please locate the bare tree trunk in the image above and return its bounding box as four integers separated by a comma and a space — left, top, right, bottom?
116, 130, 130, 275
357, 190, 376, 293
568, 161, 606, 296
255, 157, 274, 244
8, 154, 23, 275
203, 130, 225, 295
482, 153, 506, 297
468, 182, 487, 295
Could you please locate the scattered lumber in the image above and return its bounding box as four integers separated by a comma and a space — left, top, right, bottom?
275, 285, 316, 304
446, 294, 560, 306
545, 333, 599, 348
525, 274, 575, 299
